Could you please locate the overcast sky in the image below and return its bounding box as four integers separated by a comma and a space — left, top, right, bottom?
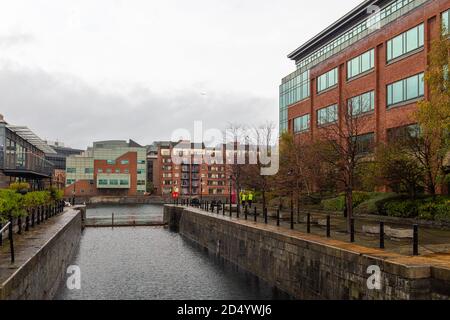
0, 0, 362, 149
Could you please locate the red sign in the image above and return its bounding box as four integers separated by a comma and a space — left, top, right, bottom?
172, 192, 179, 199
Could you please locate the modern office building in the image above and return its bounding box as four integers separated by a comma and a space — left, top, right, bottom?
279, 0, 449, 149
45, 141, 83, 190
0, 114, 55, 189
45, 141, 83, 170
153, 141, 231, 200
64, 140, 147, 197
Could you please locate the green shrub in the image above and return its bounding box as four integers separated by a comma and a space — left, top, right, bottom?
321, 192, 373, 211
322, 196, 346, 211
354, 193, 397, 215
384, 200, 419, 218
9, 182, 30, 193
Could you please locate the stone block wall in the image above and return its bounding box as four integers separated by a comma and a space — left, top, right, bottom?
165, 206, 450, 300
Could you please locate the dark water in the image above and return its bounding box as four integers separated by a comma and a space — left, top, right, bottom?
56, 205, 289, 300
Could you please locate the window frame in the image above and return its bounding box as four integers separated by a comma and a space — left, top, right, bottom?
386, 23, 424, 62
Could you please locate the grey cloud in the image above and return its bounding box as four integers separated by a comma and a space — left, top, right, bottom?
0, 33, 35, 47
0, 65, 276, 149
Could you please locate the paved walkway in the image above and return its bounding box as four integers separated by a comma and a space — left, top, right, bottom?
201, 204, 450, 257
0, 210, 77, 285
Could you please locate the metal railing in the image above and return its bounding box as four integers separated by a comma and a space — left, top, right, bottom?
175, 200, 423, 257
3, 152, 54, 177
0, 200, 66, 264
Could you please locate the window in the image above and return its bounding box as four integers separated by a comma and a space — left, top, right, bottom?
120, 160, 129, 165
120, 180, 128, 185
280, 70, 310, 133
348, 91, 375, 116
98, 179, 108, 185
106, 169, 112, 173
107, 160, 115, 165
353, 133, 375, 154
137, 169, 145, 174
84, 168, 94, 174
67, 168, 76, 173
98, 169, 103, 173
317, 68, 338, 93
138, 160, 146, 164
115, 169, 120, 173
443, 10, 449, 34
317, 104, 338, 126
387, 124, 420, 143
137, 180, 146, 186
347, 49, 375, 79
293, 114, 310, 133
387, 73, 424, 107
109, 179, 119, 185
66, 179, 75, 185
124, 169, 129, 174
387, 24, 424, 62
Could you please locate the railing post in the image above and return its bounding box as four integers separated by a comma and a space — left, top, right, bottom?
9, 216, 15, 264
37, 207, 41, 225
25, 215, 30, 232
0, 223, 3, 246
380, 221, 385, 249
350, 218, 355, 243
290, 207, 294, 229
307, 213, 311, 234
18, 217, 22, 235
326, 215, 331, 238
413, 224, 419, 256
265, 208, 268, 225
277, 209, 280, 226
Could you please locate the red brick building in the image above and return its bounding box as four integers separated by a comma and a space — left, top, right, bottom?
150, 141, 232, 201
280, 0, 449, 146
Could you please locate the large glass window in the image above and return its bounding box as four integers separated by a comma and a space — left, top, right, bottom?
109, 179, 119, 186
84, 168, 93, 174
387, 24, 424, 62
98, 179, 108, 185
280, 70, 310, 133
353, 133, 375, 154
67, 168, 76, 173
443, 10, 449, 33
317, 68, 338, 93
317, 105, 338, 126
293, 114, 310, 133
347, 49, 375, 79
348, 91, 375, 116
387, 73, 424, 107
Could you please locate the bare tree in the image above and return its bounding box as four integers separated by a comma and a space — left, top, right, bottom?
315, 97, 374, 232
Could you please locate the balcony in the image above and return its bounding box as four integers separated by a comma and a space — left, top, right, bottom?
2, 152, 54, 178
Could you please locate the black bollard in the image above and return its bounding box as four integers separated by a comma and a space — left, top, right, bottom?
413, 224, 419, 256
307, 213, 311, 233
245, 205, 248, 220
290, 208, 293, 229
254, 207, 257, 222
32, 211, 35, 228
380, 221, 385, 249
236, 204, 239, 219
277, 209, 280, 226
223, 203, 226, 216
25, 215, 30, 232
326, 215, 331, 238
18, 217, 22, 235
350, 218, 355, 243
265, 208, 268, 225
216, 204, 220, 215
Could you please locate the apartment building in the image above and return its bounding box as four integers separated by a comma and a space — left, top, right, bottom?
152, 141, 231, 200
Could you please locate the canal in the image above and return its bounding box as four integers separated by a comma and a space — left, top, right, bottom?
56, 204, 289, 300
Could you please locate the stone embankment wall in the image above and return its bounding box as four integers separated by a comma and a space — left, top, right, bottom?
0, 209, 82, 300
164, 205, 450, 300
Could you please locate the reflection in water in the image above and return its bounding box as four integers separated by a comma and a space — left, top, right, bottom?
57, 205, 290, 300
